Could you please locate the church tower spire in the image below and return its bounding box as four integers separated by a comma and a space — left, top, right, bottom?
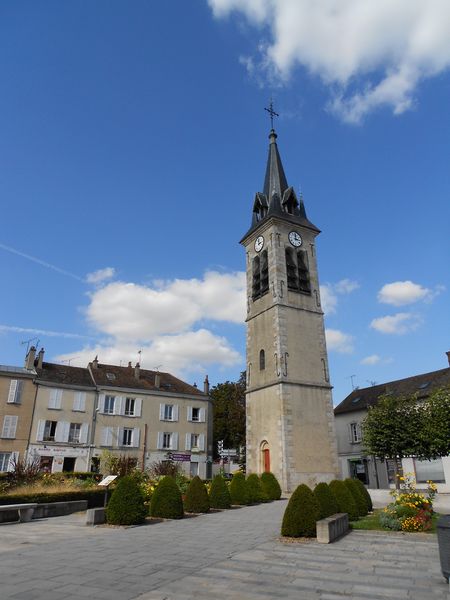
240, 124, 338, 493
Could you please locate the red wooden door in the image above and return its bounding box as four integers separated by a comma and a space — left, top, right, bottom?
263, 448, 270, 473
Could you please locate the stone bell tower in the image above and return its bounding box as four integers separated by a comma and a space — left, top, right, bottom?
240, 125, 338, 493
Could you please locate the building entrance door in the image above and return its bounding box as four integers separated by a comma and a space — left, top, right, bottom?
263, 448, 270, 473
63, 457, 76, 472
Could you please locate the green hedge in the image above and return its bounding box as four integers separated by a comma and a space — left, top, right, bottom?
229, 472, 249, 505
209, 474, 231, 509
150, 475, 184, 519
344, 478, 368, 517
313, 482, 339, 519
353, 478, 373, 512
281, 484, 320, 538
329, 480, 358, 521
260, 472, 282, 501
0, 489, 106, 508
106, 475, 147, 525
184, 476, 210, 513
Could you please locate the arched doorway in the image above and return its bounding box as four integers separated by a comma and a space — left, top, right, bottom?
260, 441, 270, 473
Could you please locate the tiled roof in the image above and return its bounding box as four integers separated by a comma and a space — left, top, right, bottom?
89, 363, 206, 397
36, 363, 95, 388
334, 367, 450, 415
0, 365, 36, 376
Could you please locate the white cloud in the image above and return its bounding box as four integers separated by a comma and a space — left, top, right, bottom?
360, 354, 381, 365
325, 328, 354, 353
86, 271, 246, 340
320, 278, 359, 315
208, 0, 450, 122
56, 329, 241, 376
370, 312, 421, 334
377, 280, 443, 306
86, 267, 116, 285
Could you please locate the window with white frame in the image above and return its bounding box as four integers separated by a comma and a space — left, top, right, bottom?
124, 397, 135, 416
68, 423, 81, 444
158, 431, 178, 450
104, 395, 115, 414
7, 380, 23, 404
187, 406, 205, 422
185, 432, 205, 451
0, 453, 12, 472
164, 405, 173, 420
160, 403, 178, 421
349, 422, 362, 443
163, 432, 172, 449
43, 420, 57, 442
1, 415, 18, 439
122, 428, 133, 446
48, 388, 63, 409
191, 407, 200, 422
73, 392, 86, 412
191, 433, 199, 449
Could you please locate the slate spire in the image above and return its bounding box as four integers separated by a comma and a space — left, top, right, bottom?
263, 129, 289, 201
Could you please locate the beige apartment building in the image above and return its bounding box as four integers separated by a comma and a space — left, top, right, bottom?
0, 348, 38, 471
1, 349, 212, 478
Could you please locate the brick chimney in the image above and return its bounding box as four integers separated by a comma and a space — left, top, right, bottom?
154, 372, 160, 388
92, 356, 98, 369
134, 362, 140, 380
204, 375, 210, 395
36, 348, 45, 369
25, 346, 36, 370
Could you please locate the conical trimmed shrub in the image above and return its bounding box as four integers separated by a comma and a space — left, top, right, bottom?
209, 474, 231, 509
246, 473, 269, 503
281, 484, 320, 538
344, 478, 368, 517
150, 475, 184, 519
329, 480, 358, 521
229, 472, 249, 505
260, 472, 282, 501
353, 478, 373, 512
184, 476, 210, 513
106, 475, 147, 525
313, 482, 339, 519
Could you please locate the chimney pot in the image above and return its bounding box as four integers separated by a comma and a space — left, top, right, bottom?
134, 362, 140, 379
37, 347, 45, 369
92, 356, 98, 369
204, 375, 210, 395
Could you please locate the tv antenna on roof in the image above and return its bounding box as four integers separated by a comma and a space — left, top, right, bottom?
60, 356, 79, 366
347, 374, 357, 390
154, 364, 162, 372
20, 337, 40, 353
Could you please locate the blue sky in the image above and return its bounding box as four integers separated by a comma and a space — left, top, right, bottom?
1, 1, 449, 404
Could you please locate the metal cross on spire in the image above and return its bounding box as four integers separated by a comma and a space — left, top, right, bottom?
264, 99, 279, 130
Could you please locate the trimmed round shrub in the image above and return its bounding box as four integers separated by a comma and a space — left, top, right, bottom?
329, 480, 358, 521
106, 475, 147, 525
313, 482, 339, 519
150, 475, 184, 519
260, 472, 282, 501
229, 472, 249, 505
353, 478, 373, 512
209, 474, 231, 509
246, 473, 269, 503
184, 476, 210, 513
281, 484, 320, 538
344, 478, 368, 517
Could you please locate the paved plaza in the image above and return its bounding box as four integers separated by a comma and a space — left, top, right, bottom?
0, 500, 448, 600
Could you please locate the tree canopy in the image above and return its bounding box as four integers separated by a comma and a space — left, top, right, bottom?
362, 387, 450, 480
210, 371, 246, 458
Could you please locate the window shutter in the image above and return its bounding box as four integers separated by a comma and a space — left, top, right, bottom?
7, 380, 18, 403
115, 397, 123, 415
157, 432, 164, 449
159, 404, 165, 421
348, 423, 353, 443
185, 433, 191, 450
49, 389, 62, 409
101, 427, 109, 446
173, 405, 179, 422
357, 423, 362, 442
172, 432, 178, 450
198, 434, 205, 451
79, 423, 89, 444
36, 420, 45, 442
117, 427, 124, 446
74, 392, 86, 411
55, 421, 69, 443
199, 408, 206, 423
98, 394, 105, 413
134, 398, 142, 417
7, 452, 19, 472
73, 393, 80, 411
2, 416, 18, 438
133, 428, 140, 448
187, 406, 193, 421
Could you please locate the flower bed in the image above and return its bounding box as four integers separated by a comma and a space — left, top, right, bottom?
380, 474, 437, 532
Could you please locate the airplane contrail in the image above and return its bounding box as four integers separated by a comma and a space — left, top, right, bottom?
0, 242, 85, 282
0, 325, 95, 340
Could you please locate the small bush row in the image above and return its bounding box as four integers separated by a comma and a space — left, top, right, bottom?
0, 488, 106, 508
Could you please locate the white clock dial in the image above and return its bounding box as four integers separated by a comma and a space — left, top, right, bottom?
288, 231, 302, 247
254, 236, 264, 252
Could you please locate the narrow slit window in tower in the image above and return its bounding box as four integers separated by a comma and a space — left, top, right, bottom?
259, 349, 265, 371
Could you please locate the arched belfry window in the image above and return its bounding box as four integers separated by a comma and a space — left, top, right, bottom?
285, 248, 311, 295
285, 248, 299, 291
259, 349, 265, 371
252, 250, 269, 300
297, 250, 311, 294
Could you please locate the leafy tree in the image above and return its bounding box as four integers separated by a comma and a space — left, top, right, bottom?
211, 372, 246, 459
362, 388, 450, 488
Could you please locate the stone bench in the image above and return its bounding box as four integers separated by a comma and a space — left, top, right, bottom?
86, 507, 106, 526
0, 503, 37, 523
316, 513, 349, 543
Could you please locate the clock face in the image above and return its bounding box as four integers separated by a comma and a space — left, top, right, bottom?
254, 236, 264, 252
288, 231, 302, 247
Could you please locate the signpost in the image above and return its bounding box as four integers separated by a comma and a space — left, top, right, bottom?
98, 475, 118, 507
